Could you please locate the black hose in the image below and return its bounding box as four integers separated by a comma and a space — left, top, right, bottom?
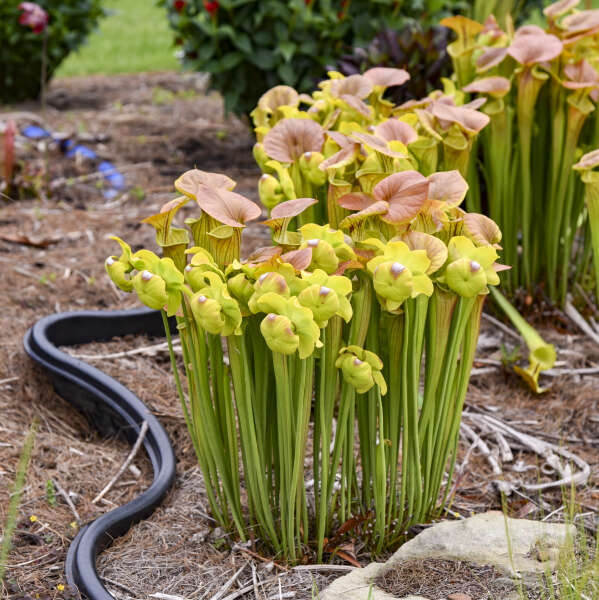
24, 308, 176, 600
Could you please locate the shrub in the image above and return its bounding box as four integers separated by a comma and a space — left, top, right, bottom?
161, 0, 471, 118
333, 1, 548, 107
0, 0, 105, 104
335, 24, 453, 105
105, 68, 506, 560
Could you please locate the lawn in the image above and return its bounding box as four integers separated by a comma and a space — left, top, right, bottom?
57, 0, 179, 77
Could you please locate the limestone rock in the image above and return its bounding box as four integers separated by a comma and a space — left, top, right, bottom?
384, 510, 575, 576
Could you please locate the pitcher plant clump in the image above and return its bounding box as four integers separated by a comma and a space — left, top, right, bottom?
445, 1, 599, 309
106, 163, 504, 562
251, 62, 557, 391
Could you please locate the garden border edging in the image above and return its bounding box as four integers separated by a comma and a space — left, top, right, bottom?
24, 307, 177, 600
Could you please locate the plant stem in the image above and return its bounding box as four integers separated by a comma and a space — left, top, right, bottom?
228, 333, 280, 549
425, 295, 476, 520
0, 420, 37, 582
273, 351, 295, 559
315, 318, 342, 562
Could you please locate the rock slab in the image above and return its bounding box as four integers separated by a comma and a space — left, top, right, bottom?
321, 511, 576, 600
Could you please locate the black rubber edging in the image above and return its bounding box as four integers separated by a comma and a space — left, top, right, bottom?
24, 307, 177, 600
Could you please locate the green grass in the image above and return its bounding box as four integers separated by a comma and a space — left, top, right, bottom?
57, 0, 179, 77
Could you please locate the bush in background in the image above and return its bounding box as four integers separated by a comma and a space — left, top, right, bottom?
0, 0, 105, 104
335, 25, 452, 105
334, 0, 546, 105
161, 0, 468, 118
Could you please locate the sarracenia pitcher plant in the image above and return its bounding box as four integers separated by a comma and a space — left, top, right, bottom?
106, 166, 504, 561
251, 68, 556, 392
445, 2, 599, 307
251, 68, 491, 232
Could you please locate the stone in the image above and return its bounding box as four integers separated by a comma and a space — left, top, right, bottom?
447, 594, 472, 600
320, 511, 576, 600
318, 563, 421, 600
384, 510, 574, 576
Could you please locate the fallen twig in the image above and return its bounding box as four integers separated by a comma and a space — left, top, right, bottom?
101, 577, 139, 597
3, 551, 52, 568
448, 426, 487, 501
460, 422, 502, 476
463, 412, 590, 492
221, 577, 280, 600
210, 562, 249, 600
72, 339, 180, 361
543, 366, 599, 377
51, 477, 80, 524
251, 563, 261, 600
233, 545, 289, 572
565, 299, 599, 346
470, 366, 499, 377
92, 421, 148, 504
575, 283, 599, 317
50, 162, 153, 189
12, 266, 57, 289
481, 312, 522, 342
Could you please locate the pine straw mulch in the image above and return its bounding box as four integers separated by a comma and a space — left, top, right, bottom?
374, 557, 517, 599
0, 72, 598, 600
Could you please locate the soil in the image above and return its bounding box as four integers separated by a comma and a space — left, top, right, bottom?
0, 72, 597, 600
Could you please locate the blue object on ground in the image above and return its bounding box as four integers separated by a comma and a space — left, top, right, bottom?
20, 126, 127, 198
22, 125, 51, 139
98, 161, 115, 172
98, 161, 126, 190
65, 144, 97, 159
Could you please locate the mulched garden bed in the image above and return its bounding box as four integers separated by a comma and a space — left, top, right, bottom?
0, 71, 597, 600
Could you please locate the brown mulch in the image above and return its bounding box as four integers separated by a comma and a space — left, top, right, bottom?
0, 71, 597, 599
374, 557, 517, 599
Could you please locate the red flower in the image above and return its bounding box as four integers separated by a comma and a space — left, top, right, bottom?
174, 0, 186, 12
338, 0, 350, 19
18, 2, 48, 34
203, 0, 219, 15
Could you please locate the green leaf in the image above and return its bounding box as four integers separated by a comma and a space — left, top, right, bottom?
274, 20, 288, 41
277, 62, 298, 86
277, 41, 297, 63
253, 31, 271, 45
233, 33, 252, 54
251, 49, 278, 70
219, 52, 244, 72
198, 43, 216, 62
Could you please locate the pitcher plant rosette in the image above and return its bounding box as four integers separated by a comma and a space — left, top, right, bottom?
105, 163, 505, 561
442, 1, 599, 307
